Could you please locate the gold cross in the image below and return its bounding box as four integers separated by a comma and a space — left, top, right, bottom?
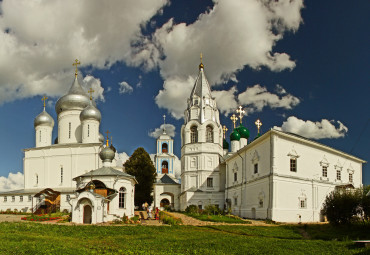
255, 119, 262, 133
105, 130, 111, 146
230, 114, 238, 129
72, 59, 81, 77
236, 106, 245, 124
41, 96, 48, 108
199, 53, 204, 69
88, 88, 94, 100
222, 125, 228, 139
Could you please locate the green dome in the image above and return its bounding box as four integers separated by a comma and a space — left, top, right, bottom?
223, 139, 229, 150
237, 124, 250, 139
230, 129, 240, 141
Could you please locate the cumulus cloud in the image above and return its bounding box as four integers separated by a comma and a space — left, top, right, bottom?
118, 81, 134, 94
132, 0, 304, 117
274, 116, 348, 139
115, 152, 130, 167
0, 0, 168, 104
0, 172, 24, 191
212, 84, 299, 116
81, 75, 105, 102
149, 124, 176, 138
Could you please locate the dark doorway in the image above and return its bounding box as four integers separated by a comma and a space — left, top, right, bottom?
83, 205, 92, 224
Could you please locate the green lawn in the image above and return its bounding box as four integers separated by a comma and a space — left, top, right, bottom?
184, 213, 250, 224
0, 222, 369, 254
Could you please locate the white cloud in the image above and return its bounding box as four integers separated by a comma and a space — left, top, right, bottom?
213, 86, 239, 116
274, 116, 348, 139
133, 0, 304, 116
118, 81, 134, 94
81, 75, 105, 102
115, 152, 130, 167
0, 0, 168, 104
238, 84, 300, 114
0, 172, 24, 192
149, 124, 176, 138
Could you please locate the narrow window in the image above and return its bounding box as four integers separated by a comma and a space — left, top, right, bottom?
190, 126, 198, 143
61, 167, 63, 184
36, 174, 39, 185
206, 125, 213, 143
87, 124, 90, 137
198, 204, 202, 210
162, 161, 168, 174
259, 199, 263, 208
12, 196, 15, 202
162, 143, 168, 153
119, 187, 126, 208
66, 195, 70, 201
20, 196, 23, 202
290, 158, 297, 172
28, 195, 32, 202
207, 177, 213, 188
254, 163, 258, 174
4, 196, 7, 202
234, 172, 237, 182
39, 130, 41, 142
322, 166, 328, 177
337, 170, 341, 180
68, 122, 71, 139
349, 173, 353, 183
234, 197, 237, 206
300, 199, 306, 208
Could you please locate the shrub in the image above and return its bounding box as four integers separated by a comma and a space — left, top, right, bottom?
360, 185, 370, 221
203, 205, 222, 215
322, 189, 362, 224
159, 211, 182, 225
130, 216, 140, 224
185, 205, 199, 214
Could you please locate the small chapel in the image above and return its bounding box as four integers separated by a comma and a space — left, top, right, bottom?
0, 58, 366, 223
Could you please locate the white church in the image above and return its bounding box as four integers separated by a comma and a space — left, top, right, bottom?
0, 59, 366, 223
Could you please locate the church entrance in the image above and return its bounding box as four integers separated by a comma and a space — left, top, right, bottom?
160, 198, 170, 208
83, 205, 92, 224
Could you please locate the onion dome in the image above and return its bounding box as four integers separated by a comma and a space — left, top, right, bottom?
99, 146, 115, 163
223, 139, 229, 150
55, 77, 91, 115
99, 133, 104, 143
237, 124, 250, 139
80, 102, 101, 122
110, 143, 117, 153
230, 129, 240, 141
34, 109, 54, 128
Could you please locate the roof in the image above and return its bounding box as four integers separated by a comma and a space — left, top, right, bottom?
156, 174, 179, 185
74, 167, 135, 180
0, 187, 75, 195
190, 67, 212, 99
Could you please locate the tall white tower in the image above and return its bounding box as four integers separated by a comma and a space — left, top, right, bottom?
34, 96, 54, 148
179, 56, 225, 210
80, 89, 101, 144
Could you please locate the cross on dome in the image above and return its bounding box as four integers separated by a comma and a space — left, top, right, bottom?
199, 53, 204, 70
88, 88, 94, 100
222, 125, 228, 139
73, 59, 81, 77
105, 130, 111, 146
255, 119, 262, 134
41, 96, 48, 109
162, 115, 167, 134
236, 106, 245, 124
230, 114, 238, 129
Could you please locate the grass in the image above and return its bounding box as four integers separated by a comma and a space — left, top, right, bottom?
185, 213, 251, 224
0, 222, 369, 254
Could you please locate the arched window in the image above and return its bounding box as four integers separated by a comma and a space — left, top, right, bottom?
162, 161, 168, 174
190, 126, 198, 143
119, 187, 126, 208
206, 125, 213, 143
162, 143, 168, 153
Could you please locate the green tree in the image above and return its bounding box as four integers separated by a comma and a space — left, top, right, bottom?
124, 147, 156, 208
360, 185, 370, 221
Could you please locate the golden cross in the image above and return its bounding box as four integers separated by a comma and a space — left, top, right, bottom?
199, 53, 204, 69
72, 59, 81, 77
222, 125, 228, 139
88, 88, 94, 100
255, 119, 262, 133
110, 136, 113, 145
41, 96, 48, 108
236, 106, 245, 124
230, 114, 238, 129
105, 130, 111, 146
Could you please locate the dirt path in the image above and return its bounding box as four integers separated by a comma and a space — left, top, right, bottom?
169, 212, 274, 226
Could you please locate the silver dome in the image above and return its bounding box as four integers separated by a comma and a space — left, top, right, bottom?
55, 77, 91, 114
34, 109, 55, 128
99, 146, 115, 162
99, 133, 104, 143
80, 103, 101, 122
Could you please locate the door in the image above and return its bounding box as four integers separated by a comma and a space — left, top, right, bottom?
83, 205, 92, 224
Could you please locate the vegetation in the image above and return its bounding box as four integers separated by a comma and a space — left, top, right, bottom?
0, 222, 369, 254
159, 211, 183, 225
322, 185, 370, 224
124, 147, 156, 208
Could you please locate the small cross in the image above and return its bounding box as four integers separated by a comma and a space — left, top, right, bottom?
236, 106, 245, 124
72, 59, 81, 77
222, 125, 228, 139
105, 130, 111, 146
200, 53, 203, 64
255, 119, 262, 134
230, 114, 238, 129
110, 136, 113, 145
41, 96, 48, 108
88, 88, 94, 100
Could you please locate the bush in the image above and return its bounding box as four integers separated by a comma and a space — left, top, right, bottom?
203, 205, 222, 215
360, 185, 370, 221
322, 189, 362, 224
185, 205, 199, 215
159, 211, 182, 225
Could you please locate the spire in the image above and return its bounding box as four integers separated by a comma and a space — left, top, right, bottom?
73, 59, 81, 78
190, 54, 212, 100
199, 53, 204, 70
162, 115, 167, 134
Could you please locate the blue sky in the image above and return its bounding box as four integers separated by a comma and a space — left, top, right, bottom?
0, 0, 369, 189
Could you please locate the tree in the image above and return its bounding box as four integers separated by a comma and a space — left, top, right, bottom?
124, 147, 156, 208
